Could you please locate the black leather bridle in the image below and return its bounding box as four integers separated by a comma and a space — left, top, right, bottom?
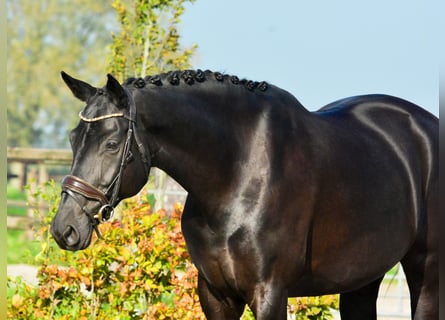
61, 88, 149, 238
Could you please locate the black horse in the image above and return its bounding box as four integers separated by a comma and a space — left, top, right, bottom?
51, 70, 438, 320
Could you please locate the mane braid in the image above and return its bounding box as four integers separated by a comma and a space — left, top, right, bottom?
122, 69, 269, 92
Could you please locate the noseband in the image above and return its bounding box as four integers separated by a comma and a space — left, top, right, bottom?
61, 88, 149, 238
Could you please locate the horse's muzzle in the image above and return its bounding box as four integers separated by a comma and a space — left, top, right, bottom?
50, 203, 94, 251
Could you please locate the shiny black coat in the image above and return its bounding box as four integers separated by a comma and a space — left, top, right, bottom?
52, 71, 438, 319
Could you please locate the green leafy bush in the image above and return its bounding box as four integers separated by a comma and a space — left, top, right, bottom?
7, 181, 338, 319
289, 296, 339, 319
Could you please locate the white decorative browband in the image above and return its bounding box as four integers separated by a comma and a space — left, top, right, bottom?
78, 110, 125, 122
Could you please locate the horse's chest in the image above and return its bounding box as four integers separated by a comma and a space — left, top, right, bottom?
182, 218, 260, 293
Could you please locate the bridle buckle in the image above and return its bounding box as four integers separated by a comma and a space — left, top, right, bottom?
94, 204, 115, 223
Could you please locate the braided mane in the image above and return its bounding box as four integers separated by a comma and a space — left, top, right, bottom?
123, 69, 269, 92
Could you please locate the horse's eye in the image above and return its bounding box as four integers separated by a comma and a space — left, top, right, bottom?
106, 141, 119, 151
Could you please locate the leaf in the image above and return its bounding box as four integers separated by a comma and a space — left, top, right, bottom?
11, 294, 24, 308
118, 246, 132, 262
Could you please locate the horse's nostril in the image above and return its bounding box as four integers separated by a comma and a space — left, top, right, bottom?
63, 225, 80, 246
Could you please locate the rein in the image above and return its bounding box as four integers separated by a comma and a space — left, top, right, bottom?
61, 88, 148, 238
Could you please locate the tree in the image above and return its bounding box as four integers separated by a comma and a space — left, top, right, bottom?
7, 0, 196, 147
108, 0, 197, 81
107, 0, 198, 210
7, 0, 117, 147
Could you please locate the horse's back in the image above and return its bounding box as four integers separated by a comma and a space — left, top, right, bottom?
315, 94, 438, 225
316, 94, 438, 190
325, 94, 438, 243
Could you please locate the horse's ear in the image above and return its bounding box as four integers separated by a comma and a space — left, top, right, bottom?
106, 74, 128, 109
61, 71, 97, 102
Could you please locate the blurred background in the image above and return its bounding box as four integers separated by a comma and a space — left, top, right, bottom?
7, 1, 441, 319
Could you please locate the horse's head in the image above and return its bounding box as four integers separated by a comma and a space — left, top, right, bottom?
51, 72, 150, 251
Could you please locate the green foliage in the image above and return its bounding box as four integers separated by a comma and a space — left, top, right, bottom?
7, 0, 117, 147
7, 0, 196, 147
289, 296, 339, 320
239, 296, 339, 320
7, 181, 339, 319
7, 230, 41, 265
108, 0, 197, 81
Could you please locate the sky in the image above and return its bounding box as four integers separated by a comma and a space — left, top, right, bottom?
179, 0, 442, 116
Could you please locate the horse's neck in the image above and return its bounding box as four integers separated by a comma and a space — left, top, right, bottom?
137, 87, 248, 197
136, 85, 313, 206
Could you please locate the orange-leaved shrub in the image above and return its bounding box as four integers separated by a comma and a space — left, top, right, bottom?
8, 181, 205, 319
7, 180, 338, 319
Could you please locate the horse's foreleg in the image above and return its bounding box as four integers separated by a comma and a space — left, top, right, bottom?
197, 274, 245, 320
248, 283, 287, 320
339, 276, 383, 320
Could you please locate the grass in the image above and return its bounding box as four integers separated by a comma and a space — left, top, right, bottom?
7, 185, 27, 216
7, 229, 41, 265
7, 185, 41, 265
